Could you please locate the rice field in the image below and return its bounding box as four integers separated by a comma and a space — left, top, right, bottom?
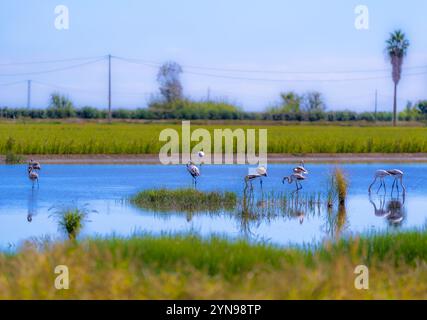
0, 232, 426, 299
1, 122, 427, 154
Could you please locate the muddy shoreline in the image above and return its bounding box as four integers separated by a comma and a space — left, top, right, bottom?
2, 153, 427, 164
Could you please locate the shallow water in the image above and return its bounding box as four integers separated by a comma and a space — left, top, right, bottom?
0, 164, 426, 249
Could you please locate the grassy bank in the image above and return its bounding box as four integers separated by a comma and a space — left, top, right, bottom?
131, 188, 237, 212
0, 232, 426, 299
1, 122, 427, 154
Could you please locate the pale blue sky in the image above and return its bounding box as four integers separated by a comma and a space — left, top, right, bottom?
0, 0, 426, 111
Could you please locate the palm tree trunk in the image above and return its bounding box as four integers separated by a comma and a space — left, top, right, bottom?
393, 82, 398, 127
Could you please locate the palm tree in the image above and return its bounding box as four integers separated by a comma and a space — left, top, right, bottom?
386, 30, 409, 126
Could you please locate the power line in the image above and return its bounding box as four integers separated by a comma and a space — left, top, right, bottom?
0, 56, 105, 67
33, 80, 150, 97
0, 80, 26, 87
115, 56, 427, 75
115, 58, 427, 82
0, 57, 105, 77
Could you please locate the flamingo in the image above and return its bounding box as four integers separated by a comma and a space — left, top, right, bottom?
387, 169, 405, 195
244, 166, 267, 189
368, 170, 391, 194
293, 160, 308, 175
29, 159, 41, 171
28, 167, 39, 189
186, 161, 200, 187
283, 173, 306, 192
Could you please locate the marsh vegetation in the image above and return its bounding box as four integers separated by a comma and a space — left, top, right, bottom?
0, 232, 426, 299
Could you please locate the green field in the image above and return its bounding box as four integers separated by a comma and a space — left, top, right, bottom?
0, 232, 426, 299
1, 122, 427, 154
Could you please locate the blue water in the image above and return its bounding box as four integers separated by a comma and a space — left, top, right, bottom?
0, 164, 426, 249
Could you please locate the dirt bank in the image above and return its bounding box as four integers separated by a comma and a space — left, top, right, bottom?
2, 153, 427, 164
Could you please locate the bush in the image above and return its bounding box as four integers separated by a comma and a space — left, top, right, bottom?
78, 106, 106, 119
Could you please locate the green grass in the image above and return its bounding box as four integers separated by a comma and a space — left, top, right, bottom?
0, 232, 426, 299
131, 188, 237, 212
51, 208, 89, 240
1, 122, 427, 154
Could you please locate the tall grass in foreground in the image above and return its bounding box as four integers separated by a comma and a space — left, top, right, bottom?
131, 188, 237, 212
0, 232, 426, 299
2, 123, 427, 154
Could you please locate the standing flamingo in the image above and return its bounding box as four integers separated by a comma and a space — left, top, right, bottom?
293, 160, 308, 174
387, 169, 405, 194
244, 166, 267, 190
28, 167, 39, 189
186, 161, 200, 187
368, 170, 391, 194
283, 173, 306, 192
29, 159, 41, 171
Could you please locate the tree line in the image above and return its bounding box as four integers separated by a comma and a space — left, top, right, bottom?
0, 30, 422, 123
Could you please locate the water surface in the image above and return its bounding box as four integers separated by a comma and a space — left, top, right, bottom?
0, 164, 426, 249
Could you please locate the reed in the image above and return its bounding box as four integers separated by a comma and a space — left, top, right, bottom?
327, 168, 348, 206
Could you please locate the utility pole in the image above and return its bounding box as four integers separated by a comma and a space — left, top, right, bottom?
108, 54, 112, 123
27, 80, 32, 109
374, 89, 378, 122
207, 87, 211, 101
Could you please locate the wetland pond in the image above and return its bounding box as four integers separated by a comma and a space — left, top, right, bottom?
0, 163, 426, 250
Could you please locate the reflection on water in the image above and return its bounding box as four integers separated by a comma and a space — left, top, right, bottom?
0, 163, 426, 249
27, 189, 38, 223
369, 194, 406, 226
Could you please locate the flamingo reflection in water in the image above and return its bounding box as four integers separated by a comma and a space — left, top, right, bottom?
369, 193, 406, 226
27, 189, 39, 223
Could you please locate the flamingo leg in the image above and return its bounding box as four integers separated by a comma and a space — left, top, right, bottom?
400, 177, 406, 195
376, 179, 383, 194
391, 178, 399, 194
369, 177, 377, 193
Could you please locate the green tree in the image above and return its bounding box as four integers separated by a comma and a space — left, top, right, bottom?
416, 100, 427, 115
46, 93, 76, 118
386, 30, 410, 126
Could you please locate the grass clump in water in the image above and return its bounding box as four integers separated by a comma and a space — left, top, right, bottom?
131, 188, 237, 212
52, 208, 89, 240
328, 167, 348, 206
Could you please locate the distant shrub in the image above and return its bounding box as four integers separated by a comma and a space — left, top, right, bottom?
78, 106, 106, 119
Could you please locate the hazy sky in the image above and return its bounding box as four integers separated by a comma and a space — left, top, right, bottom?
0, 0, 426, 111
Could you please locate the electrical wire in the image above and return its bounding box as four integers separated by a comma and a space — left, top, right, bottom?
0, 56, 105, 67
0, 58, 105, 77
